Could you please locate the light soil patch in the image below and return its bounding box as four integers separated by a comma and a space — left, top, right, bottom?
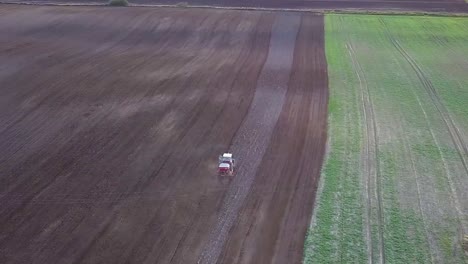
198, 12, 301, 264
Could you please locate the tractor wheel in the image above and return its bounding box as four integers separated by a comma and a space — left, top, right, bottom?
463, 234, 468, 253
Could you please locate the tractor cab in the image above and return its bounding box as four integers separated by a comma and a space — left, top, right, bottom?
218, 153, 235, 176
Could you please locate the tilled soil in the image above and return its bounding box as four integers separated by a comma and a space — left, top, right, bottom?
218, 14, 328, 264
198, 13, 302, 264
0, 5, 328, 264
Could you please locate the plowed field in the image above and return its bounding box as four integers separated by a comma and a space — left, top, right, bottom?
0, 6, 328, 264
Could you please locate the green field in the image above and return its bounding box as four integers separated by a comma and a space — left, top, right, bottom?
305, 15, 468, 263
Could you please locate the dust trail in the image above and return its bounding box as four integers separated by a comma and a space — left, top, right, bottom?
197, 12, 301, 264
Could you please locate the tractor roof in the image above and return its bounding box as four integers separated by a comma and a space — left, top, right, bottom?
222, 153, 232, 158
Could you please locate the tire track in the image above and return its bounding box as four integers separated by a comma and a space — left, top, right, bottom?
346, 42, 385, 264
218, 15, 328, 263
423, 24, 468, 67
372, 25, 437, 262
403, 93, 445, 263
379, 19, 467, 236
379, 18, 468, 176
391, 38, 462, 261
402, 121, 435, 263
197, 12, 301, 264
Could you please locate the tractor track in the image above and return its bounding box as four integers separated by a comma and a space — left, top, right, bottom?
389, 49, 448, 261
347, 42, 385, 264
374, 24, 440, 262
197, 13, 301, 264
401, 130, 437, 263
380, 17, 468, 241
422, 24, 468, 68
391, 36, 466, 264
217, 15, 328, 263
403, 89, 445, 263
380, 19, 468, 176
338, 15, 374, 264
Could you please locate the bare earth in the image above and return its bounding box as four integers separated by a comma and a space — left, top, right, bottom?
0, 5, 328, 264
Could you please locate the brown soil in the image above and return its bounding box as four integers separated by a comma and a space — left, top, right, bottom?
0, 5, 328, 264
218, 14, 328, 264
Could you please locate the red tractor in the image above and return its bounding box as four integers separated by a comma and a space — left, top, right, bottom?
218, 153, 235, 176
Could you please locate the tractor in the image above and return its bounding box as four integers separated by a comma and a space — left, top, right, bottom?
218, 153, 235, 176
